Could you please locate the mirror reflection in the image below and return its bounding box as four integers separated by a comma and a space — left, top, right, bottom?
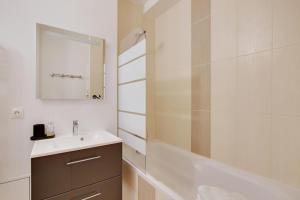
36, 24, 105, 100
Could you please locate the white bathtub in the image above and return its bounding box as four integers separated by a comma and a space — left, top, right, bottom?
146, 141, 300, 200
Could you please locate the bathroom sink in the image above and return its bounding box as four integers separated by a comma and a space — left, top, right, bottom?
31, 130, 122, 158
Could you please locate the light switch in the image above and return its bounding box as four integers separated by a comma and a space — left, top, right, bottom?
11, 107, 24, 119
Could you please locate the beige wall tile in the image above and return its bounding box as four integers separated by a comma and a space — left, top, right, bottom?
154, 0, 192, 151
154, 86, 191, 114
211, 0, 237, 61
123, 161, 138, 200
138, 176, 156, 200
237, 0, 272, 55
272, 45, 300, 116
211, 0, 300, 187
118, 0, 144, 52
154, 65, 191, 88
192, 19, 211, 65
211, 111, 236, 165
192, 0, 210, 23
237, 51, 272, 114
192, 65, 211, 111
271, 115, 300, 187
274, 0, 300, 48
155, 0, 191, 70
211, 58, 237, 112
155, 112, 191, 150
191, 110, 211, 157
235, 113, 271, 177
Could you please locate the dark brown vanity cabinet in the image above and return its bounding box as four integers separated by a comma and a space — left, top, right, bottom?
31, 143, 122, 200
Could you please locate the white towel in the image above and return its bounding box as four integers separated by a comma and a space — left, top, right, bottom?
196, 186, 247, 200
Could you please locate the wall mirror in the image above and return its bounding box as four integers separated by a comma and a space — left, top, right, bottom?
36, 24, 105, 100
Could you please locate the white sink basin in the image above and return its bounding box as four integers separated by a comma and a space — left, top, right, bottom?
31, 130, 122, 158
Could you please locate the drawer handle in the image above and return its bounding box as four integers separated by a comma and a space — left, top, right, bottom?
67, 156, 101, 165
81, 192, 102, 200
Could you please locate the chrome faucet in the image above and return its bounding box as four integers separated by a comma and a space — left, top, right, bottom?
73, 120, 79, 136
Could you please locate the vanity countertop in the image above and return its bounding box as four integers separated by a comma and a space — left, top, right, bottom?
31, 130, 122, 158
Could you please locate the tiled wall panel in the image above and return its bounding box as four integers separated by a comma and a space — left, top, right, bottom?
211, 0, 300, 187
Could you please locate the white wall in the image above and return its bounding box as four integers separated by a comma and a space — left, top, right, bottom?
0, 0, 117, 195
0, 178, 30, 200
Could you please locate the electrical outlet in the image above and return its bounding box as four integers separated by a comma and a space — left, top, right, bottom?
11, 107, 24, 119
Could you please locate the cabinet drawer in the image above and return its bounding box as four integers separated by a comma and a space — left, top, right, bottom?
69, 143, 122, 189
46, 176, 122, 200
32, 152, 71, 200
32, 143, 122, 200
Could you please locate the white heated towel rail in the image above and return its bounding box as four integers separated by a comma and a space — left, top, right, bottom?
117, 39, 147, 156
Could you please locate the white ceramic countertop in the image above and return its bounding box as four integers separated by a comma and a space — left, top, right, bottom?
31, 130, 122, 158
